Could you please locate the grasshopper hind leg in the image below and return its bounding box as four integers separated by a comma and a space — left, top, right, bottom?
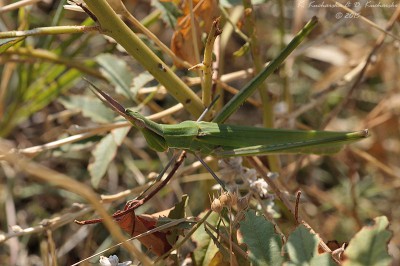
193, 154, 227, 191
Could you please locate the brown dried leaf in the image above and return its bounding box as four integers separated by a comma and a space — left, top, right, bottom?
170, 0, 219, 67
116, 212, 172, 256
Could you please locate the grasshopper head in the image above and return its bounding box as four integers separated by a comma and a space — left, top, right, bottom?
125, 109, 147, 129
125, 109, 167, 152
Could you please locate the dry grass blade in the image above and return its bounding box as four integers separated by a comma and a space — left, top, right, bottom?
0, 143, 153, 266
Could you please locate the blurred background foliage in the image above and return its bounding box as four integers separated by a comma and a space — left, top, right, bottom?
0, 0, 399, 265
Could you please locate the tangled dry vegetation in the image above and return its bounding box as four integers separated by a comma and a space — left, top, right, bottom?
0, 0, 399, 265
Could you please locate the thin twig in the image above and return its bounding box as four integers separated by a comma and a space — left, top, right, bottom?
351, 148, 400, 181
0, 206, 92, 243
3, 47, 105, 79
295, 190, 301, 225
0, 25, 99, 38
0, 0, 42, 13
74, 151, 187, 224
322, 5, 400, 128
335, 1, 400, 41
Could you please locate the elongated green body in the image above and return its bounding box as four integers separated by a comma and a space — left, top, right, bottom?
167, 122, 367, 156
127, 110, 368, 157
89, 83, 368, 158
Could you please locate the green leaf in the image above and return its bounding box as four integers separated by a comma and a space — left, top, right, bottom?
233, 42, 250, 57
285, 225, 336, 266
285, 225, 317, 264
163, 194, 190, 245
0, 66, 81, 137
95, 53, 135, 99
343, 216, 392, 266
192, 211, 220, 266
0, 37, 25, 53
59, 95, 115, 123
88, 127, 130, 188
168, 194, 188, 220
239, 210, 283, 266
307, 253, 337, 266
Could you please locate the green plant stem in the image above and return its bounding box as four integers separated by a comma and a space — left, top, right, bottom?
4, 47, 105, 79
202, 18, 220, 107
220, 6, 248, 42
213, 16, 318, 124
82, 0, 205, 117
140, 8, 162, 27
119, 4, 191, 69
243, 0, 280, 171
0, 25, 99, 38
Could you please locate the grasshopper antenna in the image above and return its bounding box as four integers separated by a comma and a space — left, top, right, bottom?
84, 78, 126, 115
84, 78, 144, 128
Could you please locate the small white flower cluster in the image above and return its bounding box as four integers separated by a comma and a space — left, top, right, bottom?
99, 255, 132, 266
218, 158, 276, 201
249, 179, 269, 198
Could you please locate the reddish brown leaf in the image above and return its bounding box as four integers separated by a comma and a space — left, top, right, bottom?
115, 212, 173, 256
113, 206, 186, 256
171, 18, 202, 67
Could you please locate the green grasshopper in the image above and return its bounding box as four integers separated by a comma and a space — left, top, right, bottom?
89, 82, 368, 157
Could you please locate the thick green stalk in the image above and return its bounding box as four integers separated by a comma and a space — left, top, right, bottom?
82, 0, 204, 117
0, 25, 98, 38
213, 16, 318, 124
202, 19, 220, 107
